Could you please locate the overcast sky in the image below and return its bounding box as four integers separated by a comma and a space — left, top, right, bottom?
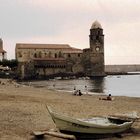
0, 0, 140, 64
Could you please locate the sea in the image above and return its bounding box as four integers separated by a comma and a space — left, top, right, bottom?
20, 75, 140, 98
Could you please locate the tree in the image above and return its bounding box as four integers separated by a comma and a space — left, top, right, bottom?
0, 59, 18, 68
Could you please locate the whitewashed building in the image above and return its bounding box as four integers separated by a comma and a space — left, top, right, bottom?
0, 39, 7, 60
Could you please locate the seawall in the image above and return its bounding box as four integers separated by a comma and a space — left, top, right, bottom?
105, 65, 140, 74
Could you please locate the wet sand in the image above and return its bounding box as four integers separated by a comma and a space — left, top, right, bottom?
0, 78, 140, 140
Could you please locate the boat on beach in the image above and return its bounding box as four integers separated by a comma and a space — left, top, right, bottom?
47, 106, 135, 134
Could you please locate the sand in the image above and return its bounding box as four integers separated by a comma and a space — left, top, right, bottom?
0, 78, 140, 140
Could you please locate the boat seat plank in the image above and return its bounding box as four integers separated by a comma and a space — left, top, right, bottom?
32, 130, 76, 140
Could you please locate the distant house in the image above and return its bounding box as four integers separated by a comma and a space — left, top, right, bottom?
0, 38, 7, 61
0, 65, 10, 71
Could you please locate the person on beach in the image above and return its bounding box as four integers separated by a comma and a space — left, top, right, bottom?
99, 94, 112, 101
73, 89, 83, 96
73, 87, 77, 95
73, 86, 76, 91
78, 90, 83, 96
107, 94, 112, 100
53, 84, 55, 88
85, 85, 88, 94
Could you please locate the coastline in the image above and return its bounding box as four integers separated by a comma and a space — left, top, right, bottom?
18, 76, 140, 98
0, 78, 140, 140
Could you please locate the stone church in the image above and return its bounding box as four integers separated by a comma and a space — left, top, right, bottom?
16, 21, 105, 79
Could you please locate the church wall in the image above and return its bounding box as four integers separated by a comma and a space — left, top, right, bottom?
17, 61, 35, 79
64, 53, 83, 74
72, 63, 84, 74
82, 49, 91, 75
36, 67, 66, 76
63, 53, 82, 60
16, 48, 83, 62
16, 47, 83, 79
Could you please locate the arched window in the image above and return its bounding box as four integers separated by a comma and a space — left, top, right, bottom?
78, 54, 81, 57
96, 35, 99, 40
39, 51, 42, 58
55, 53, 57, 58
34, 53, 37, 58
58, 51, 62, 57
49, 52, 51, 58
68, 54, 71, 58
18, 52, 22, 57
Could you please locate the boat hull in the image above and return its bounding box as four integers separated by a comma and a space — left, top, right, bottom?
47, 106, 133, 134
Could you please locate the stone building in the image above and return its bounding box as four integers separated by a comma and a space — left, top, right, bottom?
15, 21, 105, 79
16, 44, 83, 79
87, 20, 105, 76
0, 39, 7, 61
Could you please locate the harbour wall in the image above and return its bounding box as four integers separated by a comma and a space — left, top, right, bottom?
105, 65, 140, 74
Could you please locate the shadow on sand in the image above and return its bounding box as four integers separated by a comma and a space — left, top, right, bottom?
60, 128, 140, 140
30, 128, 140, 140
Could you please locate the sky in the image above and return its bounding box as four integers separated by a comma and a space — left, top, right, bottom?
0, 0, 140, 64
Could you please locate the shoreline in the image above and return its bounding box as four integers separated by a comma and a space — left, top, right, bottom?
19, 84, 140, 99
15, 75, 140, 97
0, 78, 140, 140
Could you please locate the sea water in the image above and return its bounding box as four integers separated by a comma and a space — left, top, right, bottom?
21, 75, 140, 98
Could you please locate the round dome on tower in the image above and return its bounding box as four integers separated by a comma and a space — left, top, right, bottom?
91, 20, 102, 29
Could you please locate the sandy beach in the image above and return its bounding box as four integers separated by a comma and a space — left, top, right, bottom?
0, 78, 140, 140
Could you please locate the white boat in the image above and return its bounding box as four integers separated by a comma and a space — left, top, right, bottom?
47, 106, 134, 134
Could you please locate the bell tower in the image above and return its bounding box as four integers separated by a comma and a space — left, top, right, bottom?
89, 21, 105, 77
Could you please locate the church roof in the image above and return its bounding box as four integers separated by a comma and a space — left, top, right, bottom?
91, 20, 102, 29
16, 43, 83, 53
16, 43, 73, 49
0, 48, 6, 53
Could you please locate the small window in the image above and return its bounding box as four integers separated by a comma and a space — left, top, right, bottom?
68, 54, 71, 57
55, 53, 57, 58
18, 52, 22, 57
78, 54, 81, 57
96, 35, 99, 40
59, 51, 62, 57
49, 52, 51, 57
34, 53, 37, 58
39, 51, 42, 58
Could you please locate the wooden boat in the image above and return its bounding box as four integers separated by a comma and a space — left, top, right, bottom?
47, 106, 134, 134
